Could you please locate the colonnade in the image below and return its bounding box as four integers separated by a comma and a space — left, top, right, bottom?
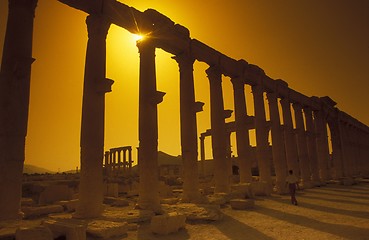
104, 146, 133, 177
0, 0, 368, 220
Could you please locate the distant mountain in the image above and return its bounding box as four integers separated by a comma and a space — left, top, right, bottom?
158, 151, 182, 165
23, 164, 55, 174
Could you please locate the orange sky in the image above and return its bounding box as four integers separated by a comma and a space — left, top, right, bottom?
1, 0, 368, 172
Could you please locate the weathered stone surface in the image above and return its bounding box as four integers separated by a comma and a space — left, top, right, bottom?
162, 203, 223, 221
43, 219, 86, 240
340, 178, 355, 186
21, 198, 35, 207
161, 198, 179, 205
22, 205, 64, 219
56, 199, 79, 212
250, 181, 272, 196
104, 197, 130, 207
39, 185, 73, 205
102, 207, 154, 223
230, 199, 255, 210
150, 212, 186, 235
15, 226, 53, 240
87, 220, 128, 239
207, 193, 227, 205
231, 183, 254, 198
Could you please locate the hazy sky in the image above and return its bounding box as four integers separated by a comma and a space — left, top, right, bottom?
1, 0, 368, 171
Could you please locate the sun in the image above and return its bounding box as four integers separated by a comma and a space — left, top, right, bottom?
132, 34, 144, 41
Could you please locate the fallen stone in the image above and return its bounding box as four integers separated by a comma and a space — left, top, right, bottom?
151, 212, 186, 235
15, 226, 53, 240
43, 219, 86, 240
102, 207, 154, 223
161, 198, 179, 205
162, 203, 223, 221
250, 181, 272, 196
22, 205, 64, 219
230, 199, 255, 210
21, 198, 35, 207
231, 183, 254, 199
56, 199, 79, 212
87, 220, 128, 239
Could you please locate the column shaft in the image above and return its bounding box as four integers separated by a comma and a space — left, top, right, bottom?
0, 0, 37, 220
231, 77, 253, 183
293, 103, 311, 186
199, 135, 206, 177
137, 39, 161, 211
252, 84, 271, 184
174, 53, 200, 202
280, 98, 300, 176
76, 15, 112, 218
304, 108, 320, 182
206, 66, 229, 193
314, 110, 330, 181
266, 92, 287, 192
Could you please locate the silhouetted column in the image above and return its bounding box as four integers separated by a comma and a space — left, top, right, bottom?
173, 53, 201, 202
293, 103, 311, 187
206, 66, 230, 193
266, 92, 287, 192
76, 15, 113, 218
231, 77, 252, 183
280, 98, 299, 176
137, 39, 163, 211
199, 134, 206, 176
330, 122, 344, 179
314, 109, 330, 182
252, 84, 271, 185
0, 0, 37, 220
304, 107, 319, 182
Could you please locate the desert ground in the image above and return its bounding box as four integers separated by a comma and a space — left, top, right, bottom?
126, 180, 369, 240
1, 179, 368, 240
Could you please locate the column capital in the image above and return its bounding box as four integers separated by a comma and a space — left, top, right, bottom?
136, 39, 156, 55
230, 77, 245, 90
206, 65, 222, 82
86, 15, 111, 40
172, 53, 195, 68
266, 91, 277, 102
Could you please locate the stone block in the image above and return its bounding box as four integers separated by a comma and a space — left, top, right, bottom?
56, 199, 79, 212
39, 185, 73, 205
231, 183, 254, 198
22, 205, 64, 219
161, 198, 179, 205
87, 220, 128, 239
43, 219, 86, 240
15, 226, 53, 240
21, 198, 35, 206
230, 199, 255, 210
250, 181, 272, 196
150, 212, 186, 235
341, 177, 355, 186
162, 203, 223, 221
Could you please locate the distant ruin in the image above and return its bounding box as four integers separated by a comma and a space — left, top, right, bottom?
1, 0, 368, 227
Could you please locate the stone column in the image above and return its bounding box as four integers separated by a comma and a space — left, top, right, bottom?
293, 103, 312, 187
280, 98, 300, 176
75, 15, 113, 218
231, 77, 253, 183
199, 134, 206, 177
173, 53, 200, 202
314, 109, 330, 182
252, 84, 271, 185
266, 92, 287, 192
137, 39, 163, 211
329, 121, 344, 179
206, 66, 230, 193
0, 0, 38, 220
304, 107, 319, 183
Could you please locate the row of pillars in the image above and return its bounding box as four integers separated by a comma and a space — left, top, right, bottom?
1, 0, 369, 220
104, 146, 133, 177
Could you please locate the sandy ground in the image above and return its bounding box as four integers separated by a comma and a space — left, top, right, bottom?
1, 180, 368, 240
124, 180, 369, 240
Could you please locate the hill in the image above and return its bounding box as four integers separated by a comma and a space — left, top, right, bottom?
23, 164, 55, 174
